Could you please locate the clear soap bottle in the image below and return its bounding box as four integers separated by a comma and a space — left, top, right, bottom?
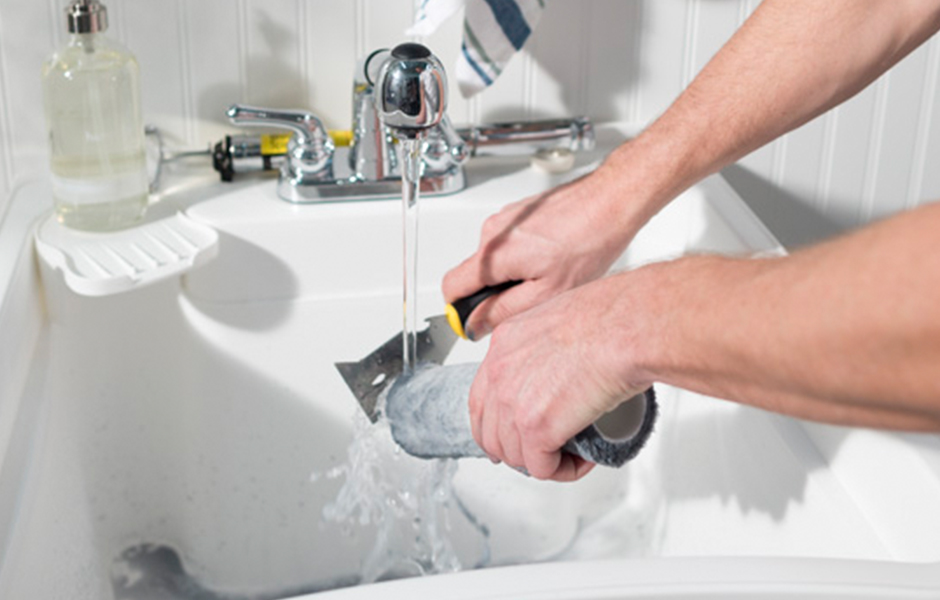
42, 0, 148, 231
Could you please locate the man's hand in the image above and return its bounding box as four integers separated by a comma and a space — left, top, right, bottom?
442, 162, 660, 341
468, 274, 653, 481
471, 198, 940, 481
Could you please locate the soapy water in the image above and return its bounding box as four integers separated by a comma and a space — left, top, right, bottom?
313, 400, 491, 584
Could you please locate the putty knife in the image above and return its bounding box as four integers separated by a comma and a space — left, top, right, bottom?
335, 314, 458, 423
335, 283, 515, 421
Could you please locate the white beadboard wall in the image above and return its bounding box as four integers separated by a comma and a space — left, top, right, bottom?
1, 0, 939, 246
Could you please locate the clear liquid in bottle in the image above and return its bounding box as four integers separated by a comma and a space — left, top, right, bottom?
42, 24, 148, 231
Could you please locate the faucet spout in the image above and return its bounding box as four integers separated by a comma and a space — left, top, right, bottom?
374, 43, 448, 139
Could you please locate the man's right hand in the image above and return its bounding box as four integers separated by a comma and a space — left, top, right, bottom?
442, 156, 656, 341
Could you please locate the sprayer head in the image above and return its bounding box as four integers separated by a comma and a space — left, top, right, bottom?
375, 43, 447, 138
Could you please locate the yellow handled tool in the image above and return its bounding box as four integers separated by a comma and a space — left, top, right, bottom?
445, 280, 522, 340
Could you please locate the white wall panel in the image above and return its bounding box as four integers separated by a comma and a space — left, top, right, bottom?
780, 117, 826, 201
690, 0, 744, 77
584, 1, 643, 124
0, 0, 55, 193
243, 0, 305, 113
917, 38, 940, 207
303, 0, 357, 131
362, 0, 415, 53
184, 0, 244, 144
476, 47, 529, 122
823, 83, 880, 229
122, 1, 190, 146
869, 44, 932, 221
527, 2, 589, 119
1, 0, 940, 243
0, 8, 12, 202
635, 0, 690, 121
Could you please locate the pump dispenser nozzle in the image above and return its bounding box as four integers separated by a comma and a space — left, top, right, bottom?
67, 0, 108, 34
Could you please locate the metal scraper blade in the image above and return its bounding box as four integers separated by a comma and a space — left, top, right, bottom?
335, 314, 458, 423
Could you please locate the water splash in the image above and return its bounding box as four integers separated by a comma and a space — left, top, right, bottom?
316, 405, 489, 584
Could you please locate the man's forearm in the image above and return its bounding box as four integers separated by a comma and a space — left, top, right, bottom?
596, 0, 940, 228
624, 202, 940, 430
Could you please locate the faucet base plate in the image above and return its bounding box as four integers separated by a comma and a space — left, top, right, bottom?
277, 166, 465, 203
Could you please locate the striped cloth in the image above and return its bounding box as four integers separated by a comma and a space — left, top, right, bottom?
408, 0, 544, 98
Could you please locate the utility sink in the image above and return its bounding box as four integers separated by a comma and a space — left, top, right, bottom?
1, 125, 939, 599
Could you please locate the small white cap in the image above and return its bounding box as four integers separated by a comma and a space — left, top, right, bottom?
530, 148, 576, 174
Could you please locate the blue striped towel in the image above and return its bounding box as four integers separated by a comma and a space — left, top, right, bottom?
408, 0, 544, 98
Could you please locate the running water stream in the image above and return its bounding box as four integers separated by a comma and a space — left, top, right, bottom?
400, 137, 423, 372
314, 135, 491, 584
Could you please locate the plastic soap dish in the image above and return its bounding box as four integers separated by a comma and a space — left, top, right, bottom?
34, 202, 219, 296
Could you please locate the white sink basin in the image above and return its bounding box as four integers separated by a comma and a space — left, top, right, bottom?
1, 125, 939, 599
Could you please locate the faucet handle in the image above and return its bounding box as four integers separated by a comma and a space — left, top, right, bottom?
424, 115, 470, 172
227, 103, 334, 182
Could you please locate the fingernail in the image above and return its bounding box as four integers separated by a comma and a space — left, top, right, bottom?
467, 325, 490, 342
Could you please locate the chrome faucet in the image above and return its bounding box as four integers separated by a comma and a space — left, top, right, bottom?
350, 48, 394, 182
227, 42, 593, 203
374, 43, 447, 136
373, 43, 471, 189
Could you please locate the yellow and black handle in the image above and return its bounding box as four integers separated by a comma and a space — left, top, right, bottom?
445, 280, 522, 340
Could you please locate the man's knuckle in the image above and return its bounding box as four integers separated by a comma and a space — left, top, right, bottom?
481, 215, 503, 238
517, 406, 545, 437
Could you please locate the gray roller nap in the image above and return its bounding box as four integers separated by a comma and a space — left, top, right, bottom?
385, 362, 657, 468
